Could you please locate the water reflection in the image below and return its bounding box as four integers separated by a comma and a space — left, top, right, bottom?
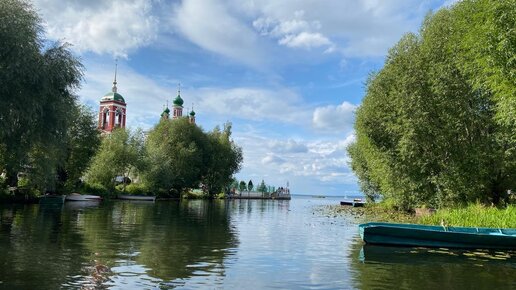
0, 200, 238, 289
350, 240, 516, 290
1, 198, 515, 289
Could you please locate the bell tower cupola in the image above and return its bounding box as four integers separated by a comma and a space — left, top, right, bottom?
98, 60, 127, 133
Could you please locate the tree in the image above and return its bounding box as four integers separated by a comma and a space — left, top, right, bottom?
144, 118, 209, 196
202, 123, 243, 196
0, 0, 83, 188
58, 105, 101, 191
349, 2, 516, 209
257, 180, 267, 193
248, 180, 254, 193
239, 181, 247, 193
85, 128, 145, 192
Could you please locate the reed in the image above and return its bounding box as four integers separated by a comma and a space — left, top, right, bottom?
418, 204, 516, 228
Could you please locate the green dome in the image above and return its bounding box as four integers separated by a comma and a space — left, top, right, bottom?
189, 110, 195, 116
173, 94, 184, 106
164, 107, 170, 114
101, 92, 125, 103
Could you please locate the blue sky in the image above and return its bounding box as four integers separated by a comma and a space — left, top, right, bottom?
34, 0, 456, 195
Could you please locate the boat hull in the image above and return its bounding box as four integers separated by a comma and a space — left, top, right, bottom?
340, 201, 365, 207
359, 222, 516, 249
65, 194, 102, 201
117, 195, 156, 201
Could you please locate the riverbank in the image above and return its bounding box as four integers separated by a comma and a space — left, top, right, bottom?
317, 203, 516, 228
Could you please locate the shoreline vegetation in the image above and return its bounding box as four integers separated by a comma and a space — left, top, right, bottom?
318, 203, 516, 229
346, 0, 516, 219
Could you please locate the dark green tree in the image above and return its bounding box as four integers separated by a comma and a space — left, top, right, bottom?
248, 180, 254, 193
0, 0, 83, 188
239, 181, 247, 193
58, 105, 101, 191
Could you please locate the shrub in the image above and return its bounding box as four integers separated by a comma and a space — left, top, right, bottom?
80, 182, 109, 197
124, 183, 149, 196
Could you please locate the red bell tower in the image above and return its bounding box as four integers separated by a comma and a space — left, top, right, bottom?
98, 62, 127, 133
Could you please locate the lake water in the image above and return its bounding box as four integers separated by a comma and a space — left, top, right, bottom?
0, 196, 514, 289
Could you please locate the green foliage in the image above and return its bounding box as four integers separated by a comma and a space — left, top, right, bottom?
79, 182, 108, 196
257, 180, 267, 193
85, 128, 145, 193
202, 123, 243, 196
239, 181, 247, 192
124, 183, 149, 196
349, 1, 516, 210
0, 0, 83, 191
247, 180, 254, 192
144, 119, 242, 197
59, 105, 101, 191
17, 176, 30, 189
144, 118, 208, 197
419, 204, 516, 228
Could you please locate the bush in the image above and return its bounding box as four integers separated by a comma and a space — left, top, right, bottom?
17, 176, 30, 188
124, 183, 149, 196
80, 182, 109, 197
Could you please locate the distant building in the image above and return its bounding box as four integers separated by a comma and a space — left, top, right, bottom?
160, 85, 196, 124
97, 65, 197, 132
97, 63, 126, 133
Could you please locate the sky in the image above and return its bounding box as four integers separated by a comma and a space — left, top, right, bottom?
33, 0, 457, 196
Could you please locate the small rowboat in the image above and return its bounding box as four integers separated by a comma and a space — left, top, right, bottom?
117, 195, 156, 202
340, 199, 365, 207
359, 222, 516, 249
65, 193, 102, 201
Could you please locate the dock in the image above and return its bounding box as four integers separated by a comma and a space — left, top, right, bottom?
228, 191, 291, 200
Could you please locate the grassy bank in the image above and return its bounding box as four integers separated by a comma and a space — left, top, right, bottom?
319, 203, 516, 228
418, 204, 516, 228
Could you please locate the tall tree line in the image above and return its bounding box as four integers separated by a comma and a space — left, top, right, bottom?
348, 0, 516, 210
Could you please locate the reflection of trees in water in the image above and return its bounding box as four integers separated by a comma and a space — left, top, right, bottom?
348, 238, 516, 290
0, 204, 88, 290
227, 199, 291, 220
136, 200, 238, 281
0, 200, 238, 288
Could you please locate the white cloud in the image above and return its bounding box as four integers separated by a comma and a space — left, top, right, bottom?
253, 11, 335, 51
78, 60, 310, 129
278, 32, 333, 49
191, 87, 309, 124
248, 0, 428, 57
268, 139, 308, 153
34, 0, 159, 56
261, 154, 286, 165
172, 0, 266, 66
312, 102, 357, 133
234, 130, 358, 195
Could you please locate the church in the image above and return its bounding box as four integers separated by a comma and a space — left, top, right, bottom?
97, 66, 196, 133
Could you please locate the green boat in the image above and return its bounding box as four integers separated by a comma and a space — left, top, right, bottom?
359, 222, 516, 249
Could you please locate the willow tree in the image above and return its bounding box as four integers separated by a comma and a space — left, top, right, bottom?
349, 2, 516, 209
0, 0, 83, 188
144, 118, 209, 196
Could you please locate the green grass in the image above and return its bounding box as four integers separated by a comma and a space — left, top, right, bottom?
418, 204, 516, 228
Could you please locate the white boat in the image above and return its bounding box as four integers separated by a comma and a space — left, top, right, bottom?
65, 193, 102, 201
117, 195, 156, 201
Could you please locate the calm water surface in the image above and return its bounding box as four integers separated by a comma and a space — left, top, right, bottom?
0, 196, 514, 289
